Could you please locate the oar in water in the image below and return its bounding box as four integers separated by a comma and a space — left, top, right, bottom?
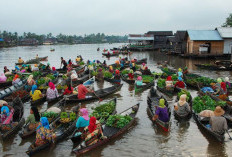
93, 91, 102, 102
226, 130, 232, 140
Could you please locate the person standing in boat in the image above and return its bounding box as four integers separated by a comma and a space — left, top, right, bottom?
18, 57, 24, 64
46, 82, 59, 101
76, 108, 90, 132
60, 57, 67, 71
25, 106, 40, 131
152, 99, 169, 122
177, 68, 183, 78
209, 106, 228, 135
174, 77, 186, 89
174, 94, 191, 116
77, 80, 93, 99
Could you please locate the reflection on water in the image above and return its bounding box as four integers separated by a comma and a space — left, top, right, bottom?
0, 44, 232, 156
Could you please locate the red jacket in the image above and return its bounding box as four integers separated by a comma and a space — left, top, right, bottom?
174, 81, 185, 88
63, 87, 73, 95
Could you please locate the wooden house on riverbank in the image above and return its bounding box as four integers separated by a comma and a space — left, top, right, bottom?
19, 38, 39, 46
182, 30, 224, 58
216, 27, 232, 55
128, 34, 154, 51
147, 31, 173, 50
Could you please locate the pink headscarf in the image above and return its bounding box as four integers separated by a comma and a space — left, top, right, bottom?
142, 63, 145, 66
0, 73, 7, 82
137, 76, 142, 81
49, 82, 55, 90
80, 108, 89, 120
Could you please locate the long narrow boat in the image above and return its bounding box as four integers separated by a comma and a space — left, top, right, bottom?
192, 112, 224, 142
102, 53, 119, 57
135, 80, 154, 94
195, 64, 232, 71
156, 86, 175, 98
38, 56, 48, 61
147, 87, 171, 132
20, 99, 64, 139
4, 89, 30, 103
72, 73, 90, 86
0, 79, 27, 99
104, 77, 121, 84
65, 84, 123, 104
72, 103, 140, 156
15, 58, 40, 65
31, 94, 63, 106
56, 65, 85, 74
26, 106, 80, 156
0, 81, 12, 89
0, 97, 25, 140
70, 97, 118, 143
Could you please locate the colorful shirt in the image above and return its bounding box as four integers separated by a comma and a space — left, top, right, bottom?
136, 80, 143, 86
155, 107, 169, 122
83, 124, 102, 146
46, 88, 58, 100
30, 90, 42, 101
78, 84, 88, 99
76, 116, 89, 129
36, 127, 52, 145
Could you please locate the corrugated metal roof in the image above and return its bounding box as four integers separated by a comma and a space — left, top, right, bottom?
216, 27, 232, 38
147, 31, 173, 36
187, 30, 223, 41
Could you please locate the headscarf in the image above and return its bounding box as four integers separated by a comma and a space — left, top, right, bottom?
221, 82, 227, 92
0, 73, 7, 82
15, 66, 20, 71
115, 60, 120, 64
88, 117, 97, 133
178, 68, 182, 72
80, 108, 89, 121
49, 82, 55, 90
142, 63, 145, 66
137, 76, 142, 81
37, 117, 50, 130
13, 74, 19, 81
31, 106, 40, 122
115, 70, 120, 75
145, 67, 148, 70
31, 85, 37, 94
178, 77, 183, 81
27, 75, 33, 83
52, 67, 56, 71
159, 99, 165, 108
166, 76, 172, 81
109, 66, 113, 70
178, 94, 187, 106
225, 77, 229, 82
217, 78, 222, 83
1, 106, 10, 116
34, 64, 38, 67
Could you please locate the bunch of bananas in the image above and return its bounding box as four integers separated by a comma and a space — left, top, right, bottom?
60, 118, 71, 123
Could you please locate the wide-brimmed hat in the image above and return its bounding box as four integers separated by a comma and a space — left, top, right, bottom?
214, 106, 225, 116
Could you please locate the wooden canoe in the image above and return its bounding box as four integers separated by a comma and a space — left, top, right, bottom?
121, 74, 135, 85
65, 84, 123, 104
195, 64, 232, 71
147, 87, 171, 132
72, 103, 140, 156
135, 81, 154, 94
15, 58, 40, 65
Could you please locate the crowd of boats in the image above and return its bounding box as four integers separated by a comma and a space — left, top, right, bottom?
0, 49, 232, 156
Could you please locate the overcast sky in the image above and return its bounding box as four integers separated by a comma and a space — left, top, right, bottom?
0, 0, 232, 36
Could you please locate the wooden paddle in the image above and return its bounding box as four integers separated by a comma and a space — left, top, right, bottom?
93, 91, 102, 102
226, 130, 232, 140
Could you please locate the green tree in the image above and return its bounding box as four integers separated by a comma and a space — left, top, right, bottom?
222, 13, 232, 27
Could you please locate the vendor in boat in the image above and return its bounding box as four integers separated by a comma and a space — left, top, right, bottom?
143, 67, 152, 75
46, 82, 59, 101
77, 80, 94, 99
174, 94, 191, 116
34, 117, 54, 147
174, 77, 186, 89
27, 75, 36, 86
30, 85, 43, 101
4, 66, 10, 74
225, 77, 231, 89
76, 56, 81, 62
115, 60, 120, 68
209, 106, 228, 135
141, 63, 146, 70
136, 76, 143, 86
120, 62, 124, 71
25, 106, 40, 131
33, 64, 39, 71
152, 99, 169, 122
45, 63, 51, 71
165, 76, 173, 90
0, 73, 7, 83
18, 57, 24, 64
103, 60, 107, 67
60, 57, 68, 71
82, 116, 104, 146
177, 68, 183, 78
76, 108, 90, 132
51, 67, 58, 77
70, 70, 78, 80
27, 65, 32, 73
63, 83, 73, 95
36, 54, 39, 59
131, 63, 136, 72
214, 78, 226, 95
114, 70, 121, 83
12, 74, 21, 85
109, 66, 114, 73
96, 68, 104, 81
128, 70, 134, 80
0, 104, 10, 124
15, 66, 20, 72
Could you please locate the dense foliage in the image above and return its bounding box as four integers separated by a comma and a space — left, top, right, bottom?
142, 75, 154, 83
177, 89, 191, 101
106, 115, 132, 128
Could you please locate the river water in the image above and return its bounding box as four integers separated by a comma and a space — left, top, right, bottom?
0, 43, 231, 157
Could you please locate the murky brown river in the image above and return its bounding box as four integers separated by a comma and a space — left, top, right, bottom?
0, 44, 231, 157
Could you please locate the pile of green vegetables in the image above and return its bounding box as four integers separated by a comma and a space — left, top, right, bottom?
46, 74, 55, 80
90, 100, 116, 123
6, 76, 14, 82
171, 74, 178, 81
185, 76, 216, 86
177, 89, 191, 102
122, 69, 129, 75
62, 75, 68, 80
79, 61, 85, 65
157, 79, 166, 88
60, 112, 77, 121
142, 75, 154, 83
37, 78, 46, 86
41, 111, 59, 119
104, 71, 113, 78
32, 71, 42, 78
193, 95, 226, 113
106, 115, 132, 128
92, 71, 98, 76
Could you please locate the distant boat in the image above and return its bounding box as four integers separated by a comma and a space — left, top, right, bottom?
50, 49, 55, 52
